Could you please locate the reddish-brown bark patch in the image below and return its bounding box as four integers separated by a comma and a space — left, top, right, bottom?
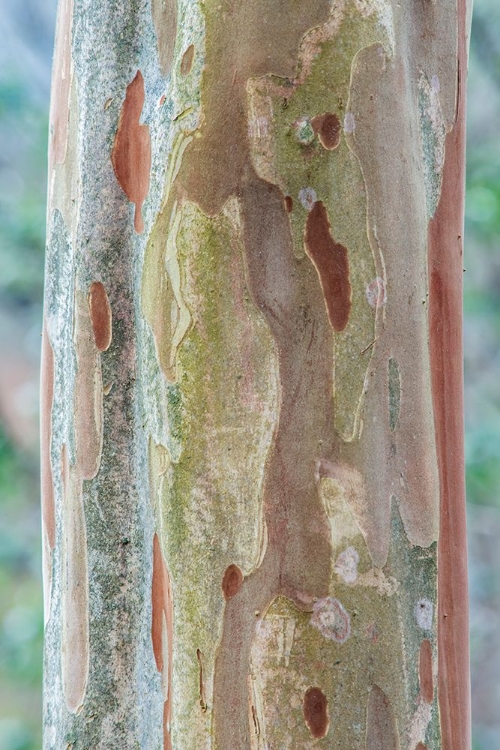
180, 44, 195, 76
419, 639, 434, 704
221, 564, 244, 600
312, 112, 341, 150
152, 534, 173, 748
151, 533, 172, 671
304, 200, 351, 332
41, 326, 56, 550
428, 4, 470, 746
284, 195, 293, 213
111, 70, 151, 234
88, 282, 112, 352
303, 687, 329, 739
365, 685, 399, 749
416, 743, 428, 750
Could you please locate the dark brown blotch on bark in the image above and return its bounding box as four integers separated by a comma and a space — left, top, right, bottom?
88, 282, 112, 352
416, 744, 428, 750
221, 564, 244, 600
284, 195, 293, 213
303, 687, 329, 739
304, 200, 351, 332
312, 112, 341, 150
111, 70, 151, 234
180, 44, 195, 76
419, 639, 434, 704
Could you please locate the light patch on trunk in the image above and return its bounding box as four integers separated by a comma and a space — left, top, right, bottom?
60, 445, 89, 714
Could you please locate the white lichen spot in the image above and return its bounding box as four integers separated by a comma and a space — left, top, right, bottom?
365, 277, 387, 309
334, 546, 359, 584
298, 187, 317, 211
431, 74, 440, 94
415, 598, 434, 630
293, 116, 315, 145
407, 697, 432, 748
344, 112, 355, 133
311, 597, 350, 643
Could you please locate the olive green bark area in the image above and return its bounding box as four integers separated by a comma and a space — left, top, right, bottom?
150, 203, 278, 747
249, 6, 390, 442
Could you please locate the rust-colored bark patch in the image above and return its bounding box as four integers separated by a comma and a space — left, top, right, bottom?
88, 282, 112, 352
312, 112, 341, 150
151, 534, 173, 748
303, 687, 329, 739
222, 564, 244, 600
111, 70, 151, 234
419, 639, 434, 704
304, 200, 351, 332
41, 326, 56, 550
180, 44, 195, 76
284, 195, 293, 213
416, 744, 428, 750
152, 0, 178, 77
365, 685, 399, 749
152, 533, 172, 671
428, 4, 470, 746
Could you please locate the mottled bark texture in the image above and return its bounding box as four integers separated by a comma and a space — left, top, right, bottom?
42, 0, 470, 747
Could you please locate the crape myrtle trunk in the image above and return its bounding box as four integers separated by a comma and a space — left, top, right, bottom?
42, 0, 471, 747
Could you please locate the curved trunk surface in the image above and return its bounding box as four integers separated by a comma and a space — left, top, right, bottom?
42, 0, 470, 747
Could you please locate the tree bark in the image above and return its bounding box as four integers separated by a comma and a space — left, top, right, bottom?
42, 0, 471, 747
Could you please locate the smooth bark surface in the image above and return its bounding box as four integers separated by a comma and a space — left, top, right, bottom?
42, 0, 471, 747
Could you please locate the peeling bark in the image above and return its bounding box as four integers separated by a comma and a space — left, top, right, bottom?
44, 0, 470, 747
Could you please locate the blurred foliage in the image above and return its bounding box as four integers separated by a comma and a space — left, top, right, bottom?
0, 74, 47, 312
0, 4, 54, 748
464, 0, 500, 516
0, 426, 43, 750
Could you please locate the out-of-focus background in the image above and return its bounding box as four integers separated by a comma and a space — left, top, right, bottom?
0, 0, 498, 747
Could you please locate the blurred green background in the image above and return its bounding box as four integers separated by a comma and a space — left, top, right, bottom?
0, 0, 499, 748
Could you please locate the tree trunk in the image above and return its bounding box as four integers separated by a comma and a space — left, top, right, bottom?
42, 0, 471, 747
